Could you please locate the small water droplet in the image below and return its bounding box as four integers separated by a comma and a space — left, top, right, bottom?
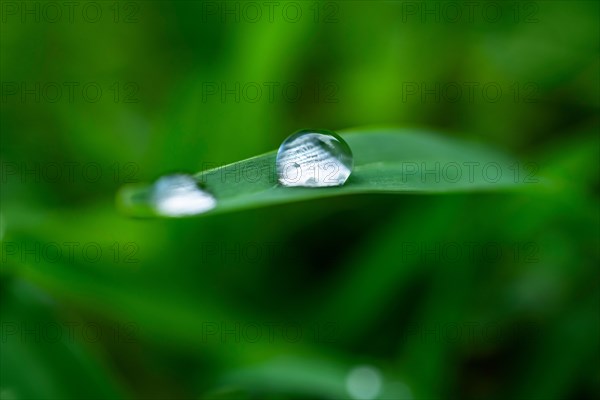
346, 365, 382, 400
117, 174, 216, 218
276, 129, 353, 187
151, 174, 216, 217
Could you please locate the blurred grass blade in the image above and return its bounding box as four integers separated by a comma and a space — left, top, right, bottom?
117, 128, 532, 218
0, 280, 128, 400
215, 356, 348, 399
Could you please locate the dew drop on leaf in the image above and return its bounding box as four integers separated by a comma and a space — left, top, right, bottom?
150, 174, 217, 217
276, 129, 354, 187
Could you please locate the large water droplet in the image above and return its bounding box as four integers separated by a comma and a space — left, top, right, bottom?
151, 174, 216, 217
276, 129, 353, 187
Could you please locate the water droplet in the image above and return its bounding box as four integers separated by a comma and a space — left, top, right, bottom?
116, 174, 217, 218
151, 174, 216, 217
346, 365, 382, 400
276, 129, 353, 187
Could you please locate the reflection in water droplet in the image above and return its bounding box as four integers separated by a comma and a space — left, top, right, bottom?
346, 365, 382, 400
151, 174, 216, 217
276, 129, 353, 187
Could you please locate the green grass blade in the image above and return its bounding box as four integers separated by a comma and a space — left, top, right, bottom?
117, 128, 532, 218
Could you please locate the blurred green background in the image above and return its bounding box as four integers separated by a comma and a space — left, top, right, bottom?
1, 1, 599, 399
